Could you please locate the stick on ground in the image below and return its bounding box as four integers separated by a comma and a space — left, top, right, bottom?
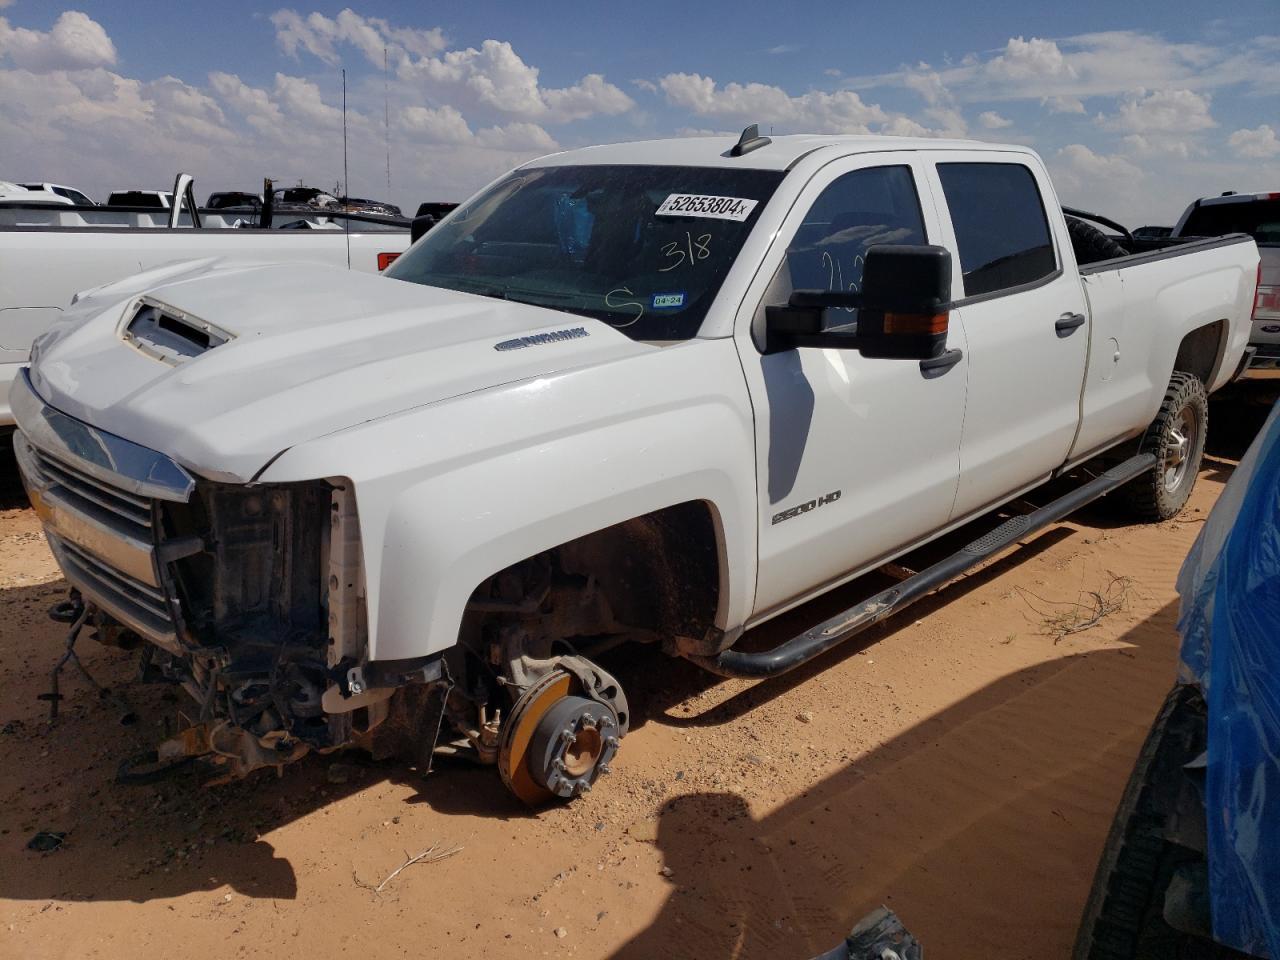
353, 842, 463, 894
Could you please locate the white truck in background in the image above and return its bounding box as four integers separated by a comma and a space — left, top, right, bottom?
0, 175, 412, 427
12, 130, 1260, 803
1171, 191, 1279, 379
0, 182, 74, 206
20, 182, 96, 206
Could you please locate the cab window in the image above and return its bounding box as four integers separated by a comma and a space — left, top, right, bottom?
784, 165, 927, 296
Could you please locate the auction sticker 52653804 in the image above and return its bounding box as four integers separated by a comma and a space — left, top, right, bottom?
656, 194, 758, 222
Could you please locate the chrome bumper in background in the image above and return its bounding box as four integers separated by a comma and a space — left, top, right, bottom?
1240, 343, 1280, 381
10, 368, 194, 650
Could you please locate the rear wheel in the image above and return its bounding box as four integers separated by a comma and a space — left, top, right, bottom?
1124, 373, 1208, 521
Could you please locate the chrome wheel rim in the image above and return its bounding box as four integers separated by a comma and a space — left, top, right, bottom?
1162, 405, 1197, 493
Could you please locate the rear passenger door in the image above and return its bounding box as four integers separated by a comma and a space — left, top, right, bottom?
926, 156, 1089, 520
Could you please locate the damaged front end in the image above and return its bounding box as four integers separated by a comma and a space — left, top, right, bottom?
12, 369, 428, 782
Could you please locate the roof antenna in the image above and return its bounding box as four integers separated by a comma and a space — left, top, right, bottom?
729, 123, 772, 157
384, 47, 391, 196
342, 67, 350, 269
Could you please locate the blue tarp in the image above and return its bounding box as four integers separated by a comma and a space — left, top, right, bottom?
1177, 400, 1280, 959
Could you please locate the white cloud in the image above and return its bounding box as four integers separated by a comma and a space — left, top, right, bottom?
0, 1, 15, 9
1228, 124, 1280, 159
658, 72, 888, 133
398, 39, 633, 122
1055, 143, 1143, 181
144, 76, 233, 142
902, 69, 950, 107
271, 12, 634, 125
271, 8, 446, 67
1042, 95, 1085, 114
850, 31, 1277, 106
211, 72, 347, 138
985, 37, 1077, 82
923, 106, 967, 138
401, 104, 472, 144
400, 104, 556, 152
1050, 144, 1146, 219
1101, 88, 1215, 134
274, 73, 344, 128
474, 121, 557, 152
878, 115, 931, 137
0, 10, 115, 71
3, 9, 1276, 233
542, 73, 633, 122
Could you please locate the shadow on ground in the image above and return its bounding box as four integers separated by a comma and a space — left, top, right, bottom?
0, 432, 29, 509
610, 603, 1183, 960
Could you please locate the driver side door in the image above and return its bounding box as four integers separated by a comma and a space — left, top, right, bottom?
735, 155, 969, 620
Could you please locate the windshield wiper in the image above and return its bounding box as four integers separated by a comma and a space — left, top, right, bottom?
428, 276, 582, 307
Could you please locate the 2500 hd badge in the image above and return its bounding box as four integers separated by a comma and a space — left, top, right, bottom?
772, 490, 842, 525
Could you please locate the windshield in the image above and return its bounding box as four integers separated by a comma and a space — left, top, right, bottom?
385, 164, 784, 341
1181, 198, 1280, 246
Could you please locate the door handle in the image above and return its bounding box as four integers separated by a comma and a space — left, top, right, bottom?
919, 348, 963, 377
1055, 312, 1086, 336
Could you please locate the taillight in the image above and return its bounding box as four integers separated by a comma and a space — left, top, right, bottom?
1253, 262, 1263, 319
377, 252, 400, 271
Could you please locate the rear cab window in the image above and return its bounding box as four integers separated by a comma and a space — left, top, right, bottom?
937, 162, 1058, 298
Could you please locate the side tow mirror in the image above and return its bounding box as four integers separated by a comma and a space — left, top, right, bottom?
410, 214, 437, 244
764, 244, 953, 361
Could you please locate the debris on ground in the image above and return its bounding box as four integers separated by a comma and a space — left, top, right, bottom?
352, 842, 464, 895
1016, 573, 1134, 640
26, 831, 66, 852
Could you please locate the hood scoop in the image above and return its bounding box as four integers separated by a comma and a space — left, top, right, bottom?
122, 297, 234, 365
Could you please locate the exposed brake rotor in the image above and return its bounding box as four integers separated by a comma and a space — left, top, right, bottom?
498, 668, 621, 805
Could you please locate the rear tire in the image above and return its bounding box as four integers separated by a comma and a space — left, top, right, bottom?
1124, 373, 1208, 521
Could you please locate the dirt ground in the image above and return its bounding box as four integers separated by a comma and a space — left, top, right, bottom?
0, 392, 1272, 960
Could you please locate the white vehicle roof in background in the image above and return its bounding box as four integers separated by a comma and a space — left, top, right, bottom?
526, 132, 1023, 171
0, 185, 73, 204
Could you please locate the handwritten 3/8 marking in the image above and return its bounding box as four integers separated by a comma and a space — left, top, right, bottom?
660, 233, 712, 272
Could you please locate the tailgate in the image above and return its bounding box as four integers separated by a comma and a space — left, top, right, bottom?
1253, 247, 1280, 344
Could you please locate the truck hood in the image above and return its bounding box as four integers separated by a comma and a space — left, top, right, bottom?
27, 260, 653, 482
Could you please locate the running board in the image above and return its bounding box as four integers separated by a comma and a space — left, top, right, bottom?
694, 453, 1157, 679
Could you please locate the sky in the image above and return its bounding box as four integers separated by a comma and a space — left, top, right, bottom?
0, 1, 1277, 225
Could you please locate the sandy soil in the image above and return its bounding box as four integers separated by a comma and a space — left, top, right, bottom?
0, 394, 1270, 960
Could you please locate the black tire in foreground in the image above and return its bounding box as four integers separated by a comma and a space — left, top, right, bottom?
1073, 685, 1249, 960
1125, 372, 1209, 521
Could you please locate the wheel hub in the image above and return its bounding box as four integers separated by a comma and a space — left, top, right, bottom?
497, 669, 621, 804
1162, 404, 1197, 492
528, 696, 620, 798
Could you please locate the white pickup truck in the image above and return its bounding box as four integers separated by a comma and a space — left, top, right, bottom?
0, 175, 411, 427
1171, 191, 1279, 379
12, 130, 1260, 802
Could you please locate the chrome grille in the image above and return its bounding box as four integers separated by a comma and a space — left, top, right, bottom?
30, 447, 154, 534
10, 368, 193, 653
49, 534, 178, 648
